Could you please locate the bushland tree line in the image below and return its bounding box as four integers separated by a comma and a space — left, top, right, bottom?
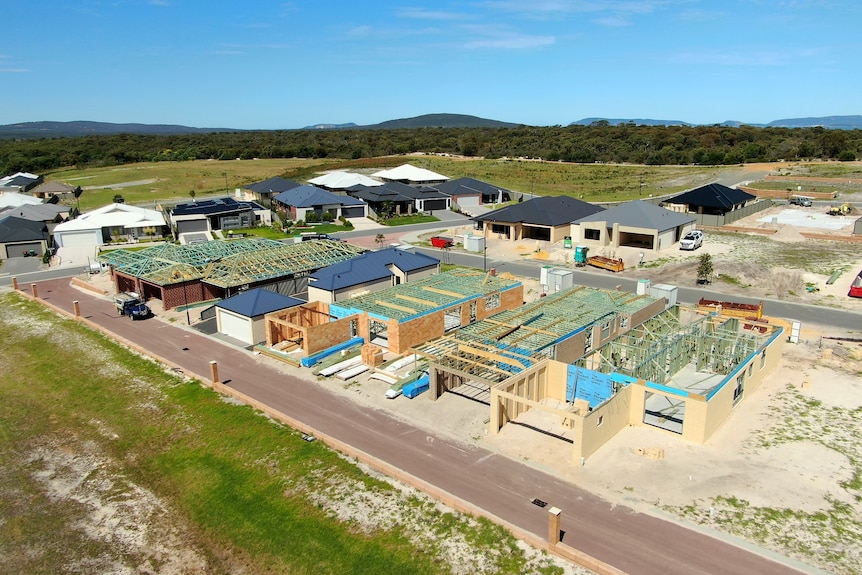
1, 123, 859, 175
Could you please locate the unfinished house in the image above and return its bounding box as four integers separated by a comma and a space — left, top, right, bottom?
488, 307, 784, 463
264, 269, 523, 359
414, 286, 667, 401
98, 238, 366, 309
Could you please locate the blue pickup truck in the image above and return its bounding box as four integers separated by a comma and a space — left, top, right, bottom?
113, 292, 151, 320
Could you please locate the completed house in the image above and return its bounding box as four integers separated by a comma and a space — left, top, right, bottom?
169, 197, 271, 238
273, 185, 368, 221
372, 164, 449, 185
0, 172, 43, 194
434, 177, 512, 209
0, 215, 50, 258
53, 203, 168, 248
309, 171, 383, 192
663, 183, 756, 216
571, 200, 697, 252
473, 196, 605, 242
243, 177, 302, 206
307, 247, 440, 303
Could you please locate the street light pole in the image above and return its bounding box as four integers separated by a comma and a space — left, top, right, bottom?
483, 245, 487, 272
182, 281, 191, 325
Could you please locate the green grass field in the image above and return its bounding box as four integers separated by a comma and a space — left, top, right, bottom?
47, 158, 336, 211
0, 294, 564, 575
45, 157, 725, 212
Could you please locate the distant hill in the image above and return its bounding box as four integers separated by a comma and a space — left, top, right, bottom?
306, 114, 519, 130
0, 120, 243, 139
766, 115, 862, 129
359, 113, 520, 130
2, 113, 860, 140
570, 115, 862, 129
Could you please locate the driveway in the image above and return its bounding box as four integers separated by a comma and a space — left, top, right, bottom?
0, 256, 42, 277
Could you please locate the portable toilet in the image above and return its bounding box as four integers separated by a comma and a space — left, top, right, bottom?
574, 245, 588, 265
636, 278, 651, 295
563, 236, 573, 249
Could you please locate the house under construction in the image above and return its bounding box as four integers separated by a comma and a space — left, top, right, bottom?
264, 269, 523, 357
413, 285, 667, 400
488, 306, 784, 462
98, 238, 365, 309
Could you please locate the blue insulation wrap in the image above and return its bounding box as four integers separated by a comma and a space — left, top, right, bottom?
301, 337, 365, 367
403, 375, 430, 398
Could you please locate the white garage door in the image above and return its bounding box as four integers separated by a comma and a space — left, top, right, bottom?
57, 230, 100, 248
456, 195, 480, 207
217, 309, 253, 345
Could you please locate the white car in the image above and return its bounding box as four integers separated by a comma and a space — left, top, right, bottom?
680, 230, 704, 250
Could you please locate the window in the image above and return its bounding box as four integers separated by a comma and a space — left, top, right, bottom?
349, 319, 358, 338
584, 228, 601, 240
444, 307, 462, 332
470, 301, 477, 323
584, 329, 593, 354
748, 363, 753, 377
760, 350, 767, 369
620, 316, 630, 329
485, 293, 500, 311
601, 320, 612, 340
597, 415, 604, 427
733, 373, 745, 405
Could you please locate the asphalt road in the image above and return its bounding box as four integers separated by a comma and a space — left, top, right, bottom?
24, 278, 817, 575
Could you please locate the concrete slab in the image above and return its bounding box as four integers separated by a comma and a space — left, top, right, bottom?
756, 208, 850, 230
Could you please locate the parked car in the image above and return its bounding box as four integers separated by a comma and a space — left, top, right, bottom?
679, 230, 704, 250
298, 233, 341, 242
789, 196, 813, 207
113, 292, 151, 320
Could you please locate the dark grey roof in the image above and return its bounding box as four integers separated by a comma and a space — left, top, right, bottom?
0, 204, 67, 222
667, 183, 755, 210
0, 215, 48, 242
215, 288, 304, 317
171, 197, 265, 217
309, 247, 439, 291
434, 177, 511, 197
245, 177, 302, 194
375, 181, 448, 200
573, 200, 695, 231
346, 184, 413, 204
274, 185, 365, 208
473, 196, 605, 227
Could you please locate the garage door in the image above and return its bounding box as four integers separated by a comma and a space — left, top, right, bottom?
57, 230, 99, 248
423, 199, 448, 211
217, 309, 253, 345
177, 219, 209, 234
456, 195, 481, 207
5, 242, 43, 258
341, 206, 365, 218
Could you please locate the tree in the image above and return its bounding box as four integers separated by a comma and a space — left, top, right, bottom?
374, 233, 386, 247
697, 253, 713, 284
113, 194, 125, 204
189, 189, 196, 201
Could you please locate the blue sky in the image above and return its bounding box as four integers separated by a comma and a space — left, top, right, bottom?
2, 1, 859, 129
